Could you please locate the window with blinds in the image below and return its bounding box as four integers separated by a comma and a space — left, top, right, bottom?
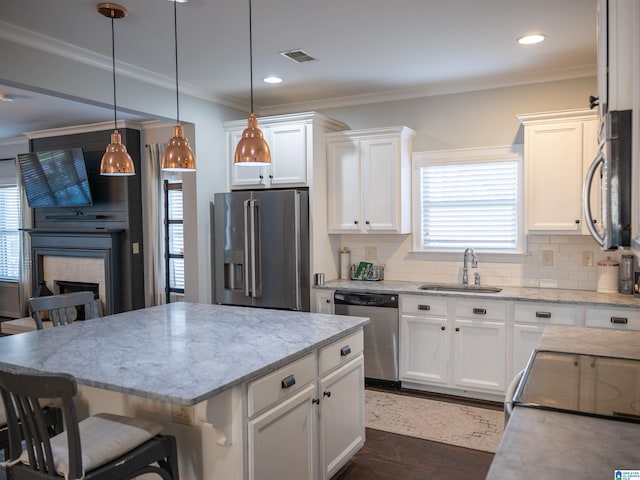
0, 185, 20, 280
413, 146, 523, 253
164, 181, 184, 301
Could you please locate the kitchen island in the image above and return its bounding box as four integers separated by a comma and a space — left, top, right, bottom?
0, 302, 369, 479
486, 326, 640, 479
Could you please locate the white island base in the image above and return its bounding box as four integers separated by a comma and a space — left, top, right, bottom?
75, 329, 365, 480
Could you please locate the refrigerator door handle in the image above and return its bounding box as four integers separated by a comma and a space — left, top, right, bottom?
293, 193, 301, 309
243, 199, 251, 297
250, 199, 262, 298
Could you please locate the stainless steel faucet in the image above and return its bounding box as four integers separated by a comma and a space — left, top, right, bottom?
462, 247, 478, 285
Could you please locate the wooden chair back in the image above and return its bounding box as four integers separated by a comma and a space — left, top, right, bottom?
0, 368, 82, 478
27, 291, 102, 329
0, 367, 179, 480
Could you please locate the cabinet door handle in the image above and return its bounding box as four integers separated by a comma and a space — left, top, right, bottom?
312, 398, 320, 405
269, 174, 273, 179
440, 325, 446, 331
259, 175, 264, 179
575, 219, 580, 224
340, 345, 351, 356
353, 220, 359, 225
281, 374, 296, 389
536, 311, 552, 319
418, 304, 431, 311
323, 391, 332, 398
365, 220, 370, 225
611, 317, 628, 324
325, 299, 331, 304
455, 327, 460, 332
472, 308, 486, 315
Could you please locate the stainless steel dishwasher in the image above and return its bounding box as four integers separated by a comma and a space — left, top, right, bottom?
334, 291, 399, 387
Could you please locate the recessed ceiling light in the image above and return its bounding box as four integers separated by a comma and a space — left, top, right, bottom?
518, 34, 546, 45
0, 94, 16, 102
264, 76, 283, 84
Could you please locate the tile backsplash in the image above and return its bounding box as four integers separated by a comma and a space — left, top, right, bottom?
340, 234, 629, 291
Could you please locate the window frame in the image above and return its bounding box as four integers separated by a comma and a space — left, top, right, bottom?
163, 180, 184, 302
411, 145, 525, 256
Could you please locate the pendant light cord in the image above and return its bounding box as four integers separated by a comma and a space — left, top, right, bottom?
110, 16, 117, 130
249, 0, 254, 115
173, 0, 180, 124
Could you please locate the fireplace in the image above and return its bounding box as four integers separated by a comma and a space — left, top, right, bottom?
27, 229, 123, 315
53, 280, 100, 320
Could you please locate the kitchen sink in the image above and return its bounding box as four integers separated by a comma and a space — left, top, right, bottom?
418, 283, 503, 294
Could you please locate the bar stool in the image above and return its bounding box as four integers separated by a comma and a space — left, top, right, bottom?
0, 367, 179, 479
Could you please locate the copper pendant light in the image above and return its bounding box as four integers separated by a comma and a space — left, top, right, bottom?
161, 0, 196, 171
234, 0, 271, 166
98, 3, 135, 176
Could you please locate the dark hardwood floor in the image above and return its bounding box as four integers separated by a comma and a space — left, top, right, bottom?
335, 428, 494, 480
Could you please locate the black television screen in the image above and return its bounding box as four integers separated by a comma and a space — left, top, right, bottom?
18, 148, 93, 208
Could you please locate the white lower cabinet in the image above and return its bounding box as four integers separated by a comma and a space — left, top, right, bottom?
246, 329, 365, 480
400, 295, 506, 395
319, 355, 365, 480
453, 299, 506, 392
248, 383, 317, 480
399, 296, 448, 384
511, 302, 579, 379
313, 289, 335, 314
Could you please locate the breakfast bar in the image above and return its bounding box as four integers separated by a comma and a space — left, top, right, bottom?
0, 302, 369, 479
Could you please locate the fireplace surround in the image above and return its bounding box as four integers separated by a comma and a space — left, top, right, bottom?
27, 229, 123, 315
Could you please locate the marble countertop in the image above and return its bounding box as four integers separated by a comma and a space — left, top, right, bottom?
487, 326, 640, 479
0, 303, 368, 405
317, 279, 640, 308
486, 407, 640, 479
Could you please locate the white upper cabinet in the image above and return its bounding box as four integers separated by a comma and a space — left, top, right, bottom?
326, 126, 415, 234
225, 112, 348, 190
519, 109, 598, 234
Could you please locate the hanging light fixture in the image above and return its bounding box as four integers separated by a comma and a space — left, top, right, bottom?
234, 0, 271, 166
161, 0, 196, 171
98, 3, 135, 176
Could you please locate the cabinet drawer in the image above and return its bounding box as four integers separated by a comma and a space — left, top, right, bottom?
455, 299, 505, 321
319, 329, 364, 376
248, 353, 316, 417
401, 295, 448, 316
514, 303, 578, 326
584, 307, 640, 330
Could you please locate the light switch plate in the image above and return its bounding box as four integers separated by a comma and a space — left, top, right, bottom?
582, 251, 594, 266
541, 250, 553, 266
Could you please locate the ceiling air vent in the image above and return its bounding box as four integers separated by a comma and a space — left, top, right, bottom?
280, 49, 316, 63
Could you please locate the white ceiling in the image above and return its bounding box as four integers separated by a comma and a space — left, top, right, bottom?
0, 0, 598, 140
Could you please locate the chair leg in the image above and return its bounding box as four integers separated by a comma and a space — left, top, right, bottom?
157, 435, 179, 480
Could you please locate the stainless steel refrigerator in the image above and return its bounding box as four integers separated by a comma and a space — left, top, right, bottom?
213, 189, 310, 311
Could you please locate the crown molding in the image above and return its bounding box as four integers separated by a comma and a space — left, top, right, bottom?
23, 120, 142, 139
0, 136, 29, 147
0, 20, 244, 111
258, 64, 597, 116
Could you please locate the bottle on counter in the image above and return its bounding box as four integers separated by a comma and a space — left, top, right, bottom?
340, 247, 351, 280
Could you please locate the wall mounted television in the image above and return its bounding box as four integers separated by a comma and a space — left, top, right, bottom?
18, 148, 94, 208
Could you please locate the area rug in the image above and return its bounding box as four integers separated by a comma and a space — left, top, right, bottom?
365, 389, 504, 453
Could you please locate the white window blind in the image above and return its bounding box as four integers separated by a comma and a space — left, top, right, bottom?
166, 186, 184, 291
0, 185, 20, 279
414, 147, 522, 252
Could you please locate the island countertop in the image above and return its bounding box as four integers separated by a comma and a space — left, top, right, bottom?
0, 303, 369, 406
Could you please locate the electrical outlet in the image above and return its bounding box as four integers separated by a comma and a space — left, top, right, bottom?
364, 246, 378, 261
171, 405, 195, 426
541, 250, 554, 266
582, 251, 594, 266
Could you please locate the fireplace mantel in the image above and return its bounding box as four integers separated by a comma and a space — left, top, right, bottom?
26, 229, 124, 314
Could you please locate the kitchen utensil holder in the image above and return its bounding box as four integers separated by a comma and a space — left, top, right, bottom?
350, 264, 384, 281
